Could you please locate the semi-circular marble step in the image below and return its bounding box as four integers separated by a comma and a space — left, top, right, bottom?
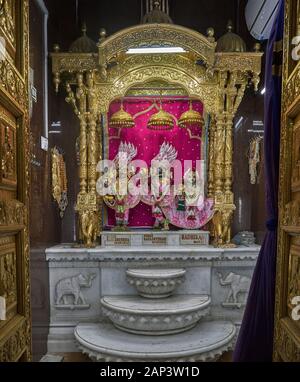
126, 268, 186, 298
75, 321, 236, 362
101, 295, 210, 335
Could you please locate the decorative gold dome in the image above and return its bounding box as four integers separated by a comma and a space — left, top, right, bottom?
148, 106, 174, 131
69, 24, 97, 53
110, 102, 135, 129
142, 0, 173, 24
178, 101, 204, 128
216, 21, 246, 53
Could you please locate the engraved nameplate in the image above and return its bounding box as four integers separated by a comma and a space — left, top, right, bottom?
180, 233, 209, 246
105, 234, 131, 247
143, 234, 167, 246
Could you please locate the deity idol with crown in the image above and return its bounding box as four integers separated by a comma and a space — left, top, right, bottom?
162, 168, 214, 229
102, 142, 140, 230
142, 142, 177, 230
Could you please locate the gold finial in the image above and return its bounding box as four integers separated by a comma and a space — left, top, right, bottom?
82, 23, 87, 36
206, 27, 215, 43
227, 20, 233, 32
99, 28, 107, 43
254, 43, 261, 52
207, 27, 215, 38
53, 44, 60, 52
143, 0, 172, 24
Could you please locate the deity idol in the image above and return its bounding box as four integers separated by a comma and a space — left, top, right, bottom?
103, 142, 140, 230
163, 168, 214, 229
142, 142, 178, 230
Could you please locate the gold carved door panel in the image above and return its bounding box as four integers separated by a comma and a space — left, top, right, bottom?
0, 0, 31, 361
274, 0, 300, 362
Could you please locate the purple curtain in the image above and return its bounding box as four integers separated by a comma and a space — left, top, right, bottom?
233, 0, 284, 362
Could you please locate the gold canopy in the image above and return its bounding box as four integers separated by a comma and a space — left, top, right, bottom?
178, 101, 204, 128
69, 24, 97, 53
147, 105, 174, 131
216, 21, 246, 53
110, 101, 135, 129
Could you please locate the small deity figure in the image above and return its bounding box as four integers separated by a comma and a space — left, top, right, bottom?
79, 209, 99, 248
152, 203, 165, 229
176, 185, 186, 213
183, 169, 203, 222
105, 192, 130, 229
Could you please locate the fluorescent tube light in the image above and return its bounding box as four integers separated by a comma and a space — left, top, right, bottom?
126, 47, 186, 54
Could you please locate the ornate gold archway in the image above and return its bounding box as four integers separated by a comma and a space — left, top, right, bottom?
51, 23, 262, 247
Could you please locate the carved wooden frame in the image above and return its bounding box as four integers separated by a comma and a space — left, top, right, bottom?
274, 0, 300, 362
0, 0, 31, 362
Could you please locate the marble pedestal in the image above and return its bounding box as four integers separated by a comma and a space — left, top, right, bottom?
46, 242, 260, 357
75, 321, 236, 362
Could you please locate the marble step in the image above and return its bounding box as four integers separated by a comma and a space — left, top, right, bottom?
126, 268, 186, 298
75, 321, 236, 362
101, 295, 210, 335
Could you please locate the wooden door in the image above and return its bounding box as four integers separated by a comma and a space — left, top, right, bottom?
274, 0, 300, 362
0, 0, 31, 361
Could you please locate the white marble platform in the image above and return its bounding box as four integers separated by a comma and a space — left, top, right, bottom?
74, 321, 236, 362
45, 244, 260, 353
126, 268, 186, 298
101, 295, 210, 335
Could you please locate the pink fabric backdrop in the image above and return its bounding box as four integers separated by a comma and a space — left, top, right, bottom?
107, 98, 204, 228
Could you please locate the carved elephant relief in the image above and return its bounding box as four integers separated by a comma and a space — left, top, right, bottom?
55, 273, 96, 308
217, 271, 251, 307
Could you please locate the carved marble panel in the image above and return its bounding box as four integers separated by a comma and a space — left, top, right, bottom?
49, 266, 101, 325
216, 271, 251, 309
54, 273, 96, 310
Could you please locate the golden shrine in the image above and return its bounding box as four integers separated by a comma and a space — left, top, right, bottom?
51, 9, 262, 248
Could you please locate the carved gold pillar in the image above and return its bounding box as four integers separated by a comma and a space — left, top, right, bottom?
224, 113, 234, 195
96, 115, 103, 233
214, 113, 226, 197
87, 112, 97, 193
224, 72, 237, 197
207, 116, 215, 198
79, 114, 88, 194
76, 73, 88, 195
212, 71, 237, 248
86, 71, 98, 195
